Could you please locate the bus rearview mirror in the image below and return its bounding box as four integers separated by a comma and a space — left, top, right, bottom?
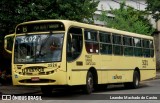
4, 34, 15, 54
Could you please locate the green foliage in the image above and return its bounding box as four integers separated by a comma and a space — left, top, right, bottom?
146, 0, 160, 22
0, 0, 99, 71
99, 1, 154, 35
0, 0, 99, 35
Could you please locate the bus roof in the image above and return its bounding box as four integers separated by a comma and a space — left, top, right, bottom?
17, 20, 153, 40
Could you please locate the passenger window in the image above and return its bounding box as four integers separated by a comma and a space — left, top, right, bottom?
143, 39, 150, 48
134, 38, 142, 47
143, 39, 150, 57
113, 34, 122, 55
123, 36, 133, 56
99, 32, 111, 43
99, 32, 112, 54
123, 36, 133, 46
150, 40, 154, 48
113, 34, 121, 44
85, 30, 98, 42
85, 30, 99, 53
150, 40, 154, 57
133, 38, 142, 57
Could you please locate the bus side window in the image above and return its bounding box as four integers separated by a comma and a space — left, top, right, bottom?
85, 30, 99, 53
133, 38, 142, 57
143, 39, 151, 57
85, 42, 93, 53
113, 34, 122, 55
99, 32, 112, 54
123, 36, 134, 56
150, 40, 154, 57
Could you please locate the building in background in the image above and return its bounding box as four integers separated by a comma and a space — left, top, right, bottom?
94, 0, 160, 69
94, 0, 156, 28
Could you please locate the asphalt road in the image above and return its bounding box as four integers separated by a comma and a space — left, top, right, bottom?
0, 79, 160, 103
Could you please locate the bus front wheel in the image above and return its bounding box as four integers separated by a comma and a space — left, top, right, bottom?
83, 71, 94, 94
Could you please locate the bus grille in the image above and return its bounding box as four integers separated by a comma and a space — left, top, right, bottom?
19, 79, 55, 83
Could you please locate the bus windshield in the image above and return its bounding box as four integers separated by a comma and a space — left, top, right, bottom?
14, 33, 64, 63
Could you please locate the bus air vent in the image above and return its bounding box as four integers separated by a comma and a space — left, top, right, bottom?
19, 79, 55, 83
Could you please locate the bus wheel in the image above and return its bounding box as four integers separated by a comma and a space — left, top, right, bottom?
83, 71, 94, 94
124, 71, 140, 89
41, 86, 53, 95
132, 71, 140, 88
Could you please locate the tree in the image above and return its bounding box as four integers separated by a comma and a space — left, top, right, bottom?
146, 0, 160, 22
0, 0, 99, 52
0, 0, 99, 76
0, 0, 99, 35
99, 1, 154, 35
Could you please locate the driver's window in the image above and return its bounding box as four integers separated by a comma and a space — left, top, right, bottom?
67, 27, 83, 61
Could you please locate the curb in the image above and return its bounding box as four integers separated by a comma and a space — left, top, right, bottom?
156, 75, 160, 79
156, 70, 160, 79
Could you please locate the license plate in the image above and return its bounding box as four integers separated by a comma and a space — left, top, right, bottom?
31, 77, 40, 81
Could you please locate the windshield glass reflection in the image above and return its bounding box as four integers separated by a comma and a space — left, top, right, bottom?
14, 33, 64, 63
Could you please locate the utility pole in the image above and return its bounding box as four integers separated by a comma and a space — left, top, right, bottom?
154, 20, 160, 70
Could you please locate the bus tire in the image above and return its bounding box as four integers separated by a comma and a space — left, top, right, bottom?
41, 86, 53, 95
124, 71, 140, 89
83, 71, 94, 94
132, 71, 140, 89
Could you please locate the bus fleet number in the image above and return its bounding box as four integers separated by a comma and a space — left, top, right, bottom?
48, 63, 57, 67
142, 60, 148, 68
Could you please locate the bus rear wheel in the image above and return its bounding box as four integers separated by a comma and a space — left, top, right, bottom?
83, 71, 94, 94
41, 86, 53, 95
124, 71, 140, 89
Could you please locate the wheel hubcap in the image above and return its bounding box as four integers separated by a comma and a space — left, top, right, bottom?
135, 77, 139, 86
88, 77, 93, 89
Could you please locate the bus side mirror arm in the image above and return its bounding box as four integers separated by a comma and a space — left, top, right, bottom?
4, 34, 15, 54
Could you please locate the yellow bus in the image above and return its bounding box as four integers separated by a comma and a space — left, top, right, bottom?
4, 20, 156, 94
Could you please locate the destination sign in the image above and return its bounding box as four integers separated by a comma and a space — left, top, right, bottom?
16, 22, 65, 34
